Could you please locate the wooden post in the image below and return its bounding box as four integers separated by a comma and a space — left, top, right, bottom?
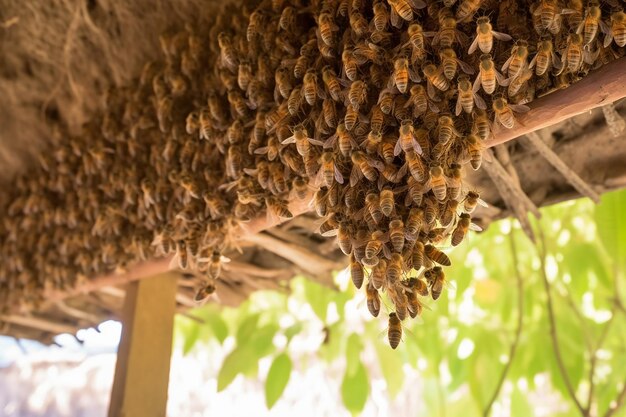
108, 273, 178, 417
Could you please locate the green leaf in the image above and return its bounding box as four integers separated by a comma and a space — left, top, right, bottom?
594, 189, 626, 268
236, 313, 261, 345
341, 360, 369, 414
284, 322, 303, 342
196, 307, 229, 344
303, 279, 329, 323
374, 341, 405, 398
182, 323, 200, 355
511, 387, 534, 417
265, 353, 293, 409
251, 324, 279, 358
345, 333, 363, 376
217, 346, 257, 391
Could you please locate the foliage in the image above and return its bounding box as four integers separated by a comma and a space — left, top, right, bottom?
175, 189, 626, 416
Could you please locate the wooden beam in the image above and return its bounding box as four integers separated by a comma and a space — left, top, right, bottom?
485, 57, 626, 148
108, 272, 178, 417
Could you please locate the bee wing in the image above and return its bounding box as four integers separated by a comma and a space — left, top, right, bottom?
604, 31, 614, 48
381, 242, 392, 259
501, 54, 514, 72
469, 223, 483, 232
411, 136, 423, 155
390, 7, 402, 28
457, 59, 475, 75
281, 135, 296, 144
528, 54, 537, 69
599, 19, 610, 35
334, 166, 344, 184
349, 165, 362, 187
468, 36, 480, 54
477, 197, 488, 207
583, 47, 600, 64
495, 70, 510, 86
492, 31, 512, 42
473, 92, 487, 110
394, 137, 403, 156
309, 137, 325, 146
324, 133, 338, 148
254, 146, 269, 155
426, 81, 438, 100
455, 95, 463, 116
552, 52, 562, 70
472, 74, 482, 93
409, 0, 427, 9
509, 104, 530, 113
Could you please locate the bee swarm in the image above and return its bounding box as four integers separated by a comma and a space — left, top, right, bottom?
1, 0, 624, 344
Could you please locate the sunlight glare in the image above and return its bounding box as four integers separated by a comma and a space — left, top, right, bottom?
457, 338, 474, 359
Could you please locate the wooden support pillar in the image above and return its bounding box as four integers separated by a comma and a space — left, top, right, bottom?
108, 273, 178, 417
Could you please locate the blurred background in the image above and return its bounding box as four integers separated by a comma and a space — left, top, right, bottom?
2, 189, 625, 417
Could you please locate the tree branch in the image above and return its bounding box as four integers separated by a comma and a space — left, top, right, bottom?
537, 226, 588, 417
587, 308, 616, 416
482, 229, 525, 417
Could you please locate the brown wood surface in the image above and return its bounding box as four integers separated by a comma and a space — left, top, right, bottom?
107, 273, 178, 417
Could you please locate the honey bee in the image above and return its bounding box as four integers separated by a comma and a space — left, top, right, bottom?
337, 222, 353, 255
349, 9, 369, 37
469, 18, 511, 57
317, 152, 344, 187
265, 196, 293, 224
350, 151, 383, 185
364, 230, 387, 260
404, 85, 429, 117
404, 207, 424, 237
371, 258, 387, 289
394, 120, 423, 157
387, 252, 405, 285
508, 69, 533, 97
173, 240, 189, 270
404, 23, 432, 63
502, 40, 530, 78
303, 69, 321, 106
350, 253, 365, 289
474, 54, 509, 95
404, 285, 423, 318
411, 241, 425, 270
387, 0, 427, 28
422, 62, 449, 99
605, 10, 626, 48
279, 6, 296, 32
318, 12, 339, 46
451, 213, 483, 246
446, 163, 463, 200
463, 190, 488, 213
380, 187, 395, 217
427, 164, 447, 201
405, 149, 428, 183
194, 279, 217, 302
564, 0, 584, 30
390, 56, 420, 93
217, 32, 238, 70
363, 129, 384, 155
282, 124, 323, 157
372, 1, 390, 32
366, 281, 381, 317
492, 96, 530, 129
440, 199, 460, 227
472, 109, 491, 141
377, 89, 395, 114
456, 0, 484, 22
440, 48, 475, 80
341, 50, 359, 81
455, 75, 485, 115
325, 123, 358, 157
425, 245, 451, 266
274, 67, 293, 101
288, 87, 305, 116
322, 99, 339, 129
433, 17, 467, 49
428, 266, 447, 300
560, 33, 598, 75
388, 286, 408, 321
577, 1, 606, 47
348, 80, 368, 111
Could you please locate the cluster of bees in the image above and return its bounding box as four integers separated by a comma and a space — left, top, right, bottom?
0, 0, 624, 347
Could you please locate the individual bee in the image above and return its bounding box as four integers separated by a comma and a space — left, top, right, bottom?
424, 244, 451, 266
194, 278, 217, 302
348, 80, 368, 111
322, 99, 339, 129
604, 9, 626, 48
387, 220, 405, 253
325, 123, 358, 157
302, 69, 321, 106
387, 312, 402, 349
372, 1, 390, 32
469, 16, 512, 55
463, 190, 488, 213
282, 124, 324, 157
502, 40, 530, 78
474, 54, 509, 95
349, 9, 369, 37
387, 0, 427, 28
405, 149, 428, 183
363, 129, 384, 155
403, 23, 432, 63
411, 241, 425, 270
341, 49, 359, 82
247, 9, 266, 41
492, 96, 530, 129
274, 67, 293, 101
380, 187, 395, 217
287, 87, 305, 116
350, 151, 383, 185
317, 152, 344, 187
427, 164, 447, 201
508, 69, 533, 97
404, 285, 424, 319
394, 120, 423, 157
456, 75, 486, 115
387, 252, 405, 284
390, 56, 420, 93
577, 1, 607, 47
439, 199, 460, 227
172, 240, 190, 270
446, 163, 463, 200
366, 281, 381, 317
451, 213, 483, 246
265, 196, 293, 224
428, 266, 447, 300
405, 207, 425, 236
564, 0, 584, 30
456, 0, 484, 22
217, 32, 238, 70
559, 33, 597, 75
377, 89, 395, 114
336, 222, 353, 255
433, 16, 467, 49
404, 84, 431, 118
318, 12, 339, 46
350, 253, 365, 289
371, 259, 387, 289
422, 62, 450, 99
279, 6, 296, 32
439, 48, 475, 80
364, 192, 384, 225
